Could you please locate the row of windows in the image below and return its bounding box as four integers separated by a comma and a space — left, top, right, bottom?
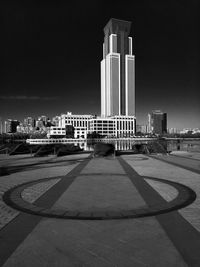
62, 119, 135, 129
52, 128, 65, 130
65, 121, 88, 127
76, 132, 86, 135
90, 124, 115, 129
75, 128, 87, 131
91, 129, 115, 132
116, 131, 135, 133
63, 115, 92, 118
51, 131, 65, 134
65, 118, 90, 121
116, 121, 134, 130
91, 131, 115, 134
29, 139, 78, 144
91, 121, 114, 124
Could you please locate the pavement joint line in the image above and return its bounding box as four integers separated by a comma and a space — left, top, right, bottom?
149, 155, 200, 175
118, 156, 200, 267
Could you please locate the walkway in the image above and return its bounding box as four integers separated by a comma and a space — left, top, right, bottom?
0, 153, 200, 266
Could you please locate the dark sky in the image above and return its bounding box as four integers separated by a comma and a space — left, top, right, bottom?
1, 0, 199, 129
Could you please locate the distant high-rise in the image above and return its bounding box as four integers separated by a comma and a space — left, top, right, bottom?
5, 119, 20, 133
148, 110, 167, 135
24, 117, 35, 127
101, 18, 135, 117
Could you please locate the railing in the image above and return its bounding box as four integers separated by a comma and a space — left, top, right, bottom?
26, 137, 159, 145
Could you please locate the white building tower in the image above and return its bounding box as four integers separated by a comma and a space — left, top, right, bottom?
101, 18, 135, 117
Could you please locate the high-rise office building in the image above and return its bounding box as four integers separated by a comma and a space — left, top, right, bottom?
101, 18, 135, 117
148, 110, 167, 135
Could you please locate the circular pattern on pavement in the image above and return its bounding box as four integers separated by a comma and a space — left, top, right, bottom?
3, 175, 196, 220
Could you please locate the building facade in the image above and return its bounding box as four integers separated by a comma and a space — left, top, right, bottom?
52, 116, 61, 127
47, 125, 87, 139
89, 118, 115, 137
148, 110, 167, 135
50, 112, 135, 138
60, 112, 93, 129
101, 18, 135, 117
5, 119, 20, 133
24, 117, 35, 127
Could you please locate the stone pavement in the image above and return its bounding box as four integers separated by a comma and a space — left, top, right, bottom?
0, 154, 88, 229
0, 152, 200, 266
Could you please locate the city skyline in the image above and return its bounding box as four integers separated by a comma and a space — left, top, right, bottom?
1, 1, 199, 129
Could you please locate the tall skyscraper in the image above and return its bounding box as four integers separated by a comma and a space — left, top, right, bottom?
148, 110, 167, 135
101, 18, 135, 117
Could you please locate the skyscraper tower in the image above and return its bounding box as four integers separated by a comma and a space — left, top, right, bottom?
101, 18, 135, 117
148, 110, 167, 134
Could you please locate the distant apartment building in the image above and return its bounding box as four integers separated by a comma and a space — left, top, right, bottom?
36, 116, 48, 127
168, 128, 179, 134
35, 120, 44, 129
24, 117, 35, 127
17, 124, 35, 133
5, 119, 20, 133
16, 117, 36, 133
16, 116, 53, 134
52, 116, 61, 127
148, 110, 167, 135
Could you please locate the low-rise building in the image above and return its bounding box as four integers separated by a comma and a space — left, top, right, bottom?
47, 112, 136, 139
74, 127, 87, 139
89, 116, 135, 138
47, 125, 87, 139
60, 112, 93, 129
47, 127, 66, 138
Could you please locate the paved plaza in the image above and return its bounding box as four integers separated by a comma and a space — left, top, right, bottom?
0, 151, 200, 266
